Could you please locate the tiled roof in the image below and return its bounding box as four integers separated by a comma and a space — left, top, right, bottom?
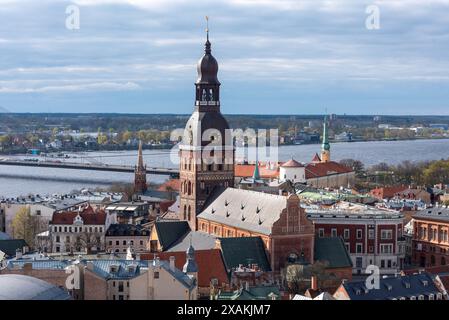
305, 161, 353, 179
281, 159, 303, 168
235, 165, 278, 179
342, 272, 442, 300
85, 259, 148, 280
0, 239, 28, 257
154, 221, 190, 251
370, 186, 408, 199
311, 153, 321, 163
218, 286, 280, 300
159, 200, 176, 214
218, 237, 271, 272
157, 179, 180, 192
314, 237, 352, 269
153, 249, 229, 288
7, 260, 69, 270
105, 224, 150, 237
198, 188, 288, 235
167, 231, 216, 252
50, 209, 106, 225
413, 207, 449, 223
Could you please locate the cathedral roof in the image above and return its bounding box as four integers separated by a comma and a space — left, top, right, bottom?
196, 32, 220, 85
197, 188, 290, 235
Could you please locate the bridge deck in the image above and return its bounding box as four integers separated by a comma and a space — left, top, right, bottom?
0, 160, 179, 177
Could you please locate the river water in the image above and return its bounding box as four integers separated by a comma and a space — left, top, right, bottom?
0, 139, 448, 198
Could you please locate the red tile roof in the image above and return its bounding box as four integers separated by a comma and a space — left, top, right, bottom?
157, 179, 180, 192
50, 208, 106, 225
312, 153, 321, 163
235, 164, 278, 179
142, 249, 229, 288
159, 200, 176, 213
281, 159, 303, 168
305, 161, 353, 179
370, 186, 408, 199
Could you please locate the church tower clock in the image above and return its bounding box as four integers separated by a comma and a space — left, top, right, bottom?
179, 23, 235, 231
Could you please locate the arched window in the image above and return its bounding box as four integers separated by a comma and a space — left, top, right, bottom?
183, 205, 187, 220
188, 206, 191, 221
442, 257, 446, 266
188, 181, 192, 195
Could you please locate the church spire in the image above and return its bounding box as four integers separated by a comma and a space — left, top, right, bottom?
134, 140, 147, 194
320, 115, 331, 163
252, 152, 260, 180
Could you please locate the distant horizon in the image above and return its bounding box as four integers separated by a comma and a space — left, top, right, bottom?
2, 112, 449, 118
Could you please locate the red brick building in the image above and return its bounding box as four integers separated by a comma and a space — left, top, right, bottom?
306, 202, 405, 274
412, 207, 449, 268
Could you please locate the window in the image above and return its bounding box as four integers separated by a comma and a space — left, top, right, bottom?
116, 240, 119, 246
369, 246, 374, 253
123, 240, 126, 245
139, 240, 143, 246
36, 210, 41, 216
109, 241, 112, 246
381, 230, 393, 240
56, 246, 60, 252
344, 242, 350, 253
387, 260, 392, 268
381, 260, 385, 268
56, 236, 60, 243
154, 272, 159, 279
118, 281, 124, 292
113, 281, 116, 287
344, 229, 350, 239
331, 228, 337, 237
318, 228, 324, 238
380, 244, 393, 254
356, 243, 363, 253
118, 295, 124, 300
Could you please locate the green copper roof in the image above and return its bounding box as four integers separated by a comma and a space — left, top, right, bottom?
321, 115, 330, 151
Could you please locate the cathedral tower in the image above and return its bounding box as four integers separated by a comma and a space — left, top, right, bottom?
179, 22, 235, 230
320, 115, 330, 163
134, 140, 147, 194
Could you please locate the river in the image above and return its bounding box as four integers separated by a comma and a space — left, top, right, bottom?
0, 139, 448, 198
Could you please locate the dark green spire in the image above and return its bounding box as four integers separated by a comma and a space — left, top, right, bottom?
252, 152, 260, 180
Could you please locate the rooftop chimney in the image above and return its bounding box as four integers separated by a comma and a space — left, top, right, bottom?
169, 256, 176, 272
311, 275, 318, 291
15, 248, 22, 259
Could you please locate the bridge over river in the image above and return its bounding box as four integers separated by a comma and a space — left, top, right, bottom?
0, 159, 180, 178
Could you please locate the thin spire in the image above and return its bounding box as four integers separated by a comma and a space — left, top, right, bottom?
137, 140, 144, 169
252, 150, 260, 180
204, 16, 211, 54
322, 114, 330, 151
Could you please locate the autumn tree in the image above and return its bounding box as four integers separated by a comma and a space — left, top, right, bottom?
11, 206, 44, 248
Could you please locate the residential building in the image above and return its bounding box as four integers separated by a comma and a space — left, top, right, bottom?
105, 202, 149, 225
412, 207, 449, 268
49, 207, 107, 253
105, 224, 150, 253
333, 272, 446, 300
307, 201, 405, 274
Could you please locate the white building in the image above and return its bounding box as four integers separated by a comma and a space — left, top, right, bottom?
279, 159, 306, 183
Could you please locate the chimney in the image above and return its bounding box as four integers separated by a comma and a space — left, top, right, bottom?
15, 248, 22, 259
169, 256, 176, 272
311, 275, 318, 291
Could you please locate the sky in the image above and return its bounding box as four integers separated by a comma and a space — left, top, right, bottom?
0, 0, 448, 115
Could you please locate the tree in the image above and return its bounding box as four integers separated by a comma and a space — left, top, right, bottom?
11, 206, 44, 248
423, 160, 449, 186
340, 159, 365, 175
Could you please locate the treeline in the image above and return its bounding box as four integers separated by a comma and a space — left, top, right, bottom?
340, 158, 449, 188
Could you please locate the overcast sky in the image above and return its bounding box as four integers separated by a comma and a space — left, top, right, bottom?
0, 0, 448, 115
